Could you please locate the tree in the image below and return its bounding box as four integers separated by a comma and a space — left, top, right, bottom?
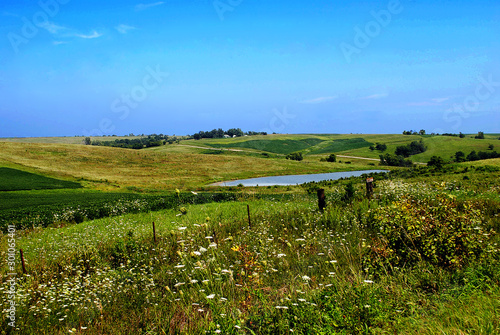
84, 137, 91, 145
475, 131, 485, 139
488, 144, 494, 150
326, 154, 336, 162
286, 152, 303, 161
467, 151, 479, 161
375, 143, 387, 152
459, 132, 465, 138
454, 151, 466, 162
427, 156, 444, 169
419, 129, 426, 135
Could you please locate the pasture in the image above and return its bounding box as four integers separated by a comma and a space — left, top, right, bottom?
0, 134, 499, 334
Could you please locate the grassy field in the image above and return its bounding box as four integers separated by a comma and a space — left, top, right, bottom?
1, 133, 499, 334
0, 168, 82, 191
0, 141, 374, 191
0, 167, 498, 334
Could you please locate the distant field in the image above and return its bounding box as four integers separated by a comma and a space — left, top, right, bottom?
0, 167, 82, 191
1, 134, 498, 191
0, 142, 361, 190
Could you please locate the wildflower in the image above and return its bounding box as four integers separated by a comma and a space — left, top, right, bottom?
364, 280, 374, 284
206, 294, 215, 299
208, 243, 217, 248
178, 227, 187, 231
191, 191, 198, 195
231, 245, 241, 252
277, 253, 286, 258
302, 275, 311, 281
275, 306, 288, 309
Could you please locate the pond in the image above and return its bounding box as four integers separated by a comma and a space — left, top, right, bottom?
213, 170, 388, 187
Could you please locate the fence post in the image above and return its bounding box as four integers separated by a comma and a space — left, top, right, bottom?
20, 249, 27, 274
152, 221, 157, 243
366, 177, 374, 198
247, 204, 251, 227
317, 189, 326, 212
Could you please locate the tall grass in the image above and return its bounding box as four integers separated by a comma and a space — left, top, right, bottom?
1, 177, 498, 334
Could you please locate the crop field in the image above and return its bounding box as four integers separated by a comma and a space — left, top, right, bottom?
0, 168, 82, 192
0, 134, 499, 334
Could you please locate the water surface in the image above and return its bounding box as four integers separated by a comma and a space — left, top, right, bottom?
214, 170, 388, 187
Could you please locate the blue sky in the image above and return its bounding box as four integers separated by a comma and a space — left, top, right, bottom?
1, 0, 499, 137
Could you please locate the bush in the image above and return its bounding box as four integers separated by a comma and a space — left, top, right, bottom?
363, 195, 494, 275
427, 156, 445, 169
379, 153, 413, 167
326, 154, 336, 162
286, 152, 303, 161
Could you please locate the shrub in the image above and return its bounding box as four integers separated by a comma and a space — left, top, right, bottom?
363, 195, 494, 275
286, 152, 303, 161
427, 156, 445, 169
326, 153, 336, 162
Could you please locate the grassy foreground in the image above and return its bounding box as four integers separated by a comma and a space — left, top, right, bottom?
1, 168, 498, 334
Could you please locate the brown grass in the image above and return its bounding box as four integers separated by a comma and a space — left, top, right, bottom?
0, 142, 355, 191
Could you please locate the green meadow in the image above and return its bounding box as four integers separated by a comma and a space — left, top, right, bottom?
0, 134, 499, 334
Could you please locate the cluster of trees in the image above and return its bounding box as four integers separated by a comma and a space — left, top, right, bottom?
286, 152, 303, 161
455, 150, 500, 162
441, 132, 466, 138
395, 140, 426, 157
379, 140, 426, 167
402, 129, 426, 135
379, 153, 414, 167
192, 128, 266, 140
320, 154, 337, 162
475, 131, 485, 139
369, 143, 387, 152
89, 134, 177, 149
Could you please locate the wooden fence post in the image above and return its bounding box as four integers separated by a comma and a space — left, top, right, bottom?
247, 204, 251, 227
317, 189, 326, 212
20, 249, 27, 274
152, 221, 157, 243
366, 177, 374, 198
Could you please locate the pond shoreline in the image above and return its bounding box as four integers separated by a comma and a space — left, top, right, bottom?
211, 169, 389, 187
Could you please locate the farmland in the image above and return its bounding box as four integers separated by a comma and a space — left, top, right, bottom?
0, 134, 499, 334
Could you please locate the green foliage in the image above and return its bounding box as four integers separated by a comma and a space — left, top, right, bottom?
395, 140, 426, 157
475, 131, 485, 139
363, 195, 495, 275
92, 134, 167, 149
0, 167, 82, 191
286, 152, 303, 161
427, 155, 445, 169
379, 153, 413, 167
325, 153, 336, 162
341, 181, 356, 202
454, 151, 466, 162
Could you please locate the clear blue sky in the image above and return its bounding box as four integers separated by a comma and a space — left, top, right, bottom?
1, 0, 499, 137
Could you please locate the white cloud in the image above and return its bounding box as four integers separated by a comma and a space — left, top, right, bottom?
135, 2, 164, 11
115, 24, 136, 34
431, 97, 450, 103
39, 22, 66, 34
300, 96, 337, 104
75, 31, 103, 39
361, 93, 388, 100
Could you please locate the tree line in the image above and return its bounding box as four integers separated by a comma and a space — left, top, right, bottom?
192, 128, 267, 140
